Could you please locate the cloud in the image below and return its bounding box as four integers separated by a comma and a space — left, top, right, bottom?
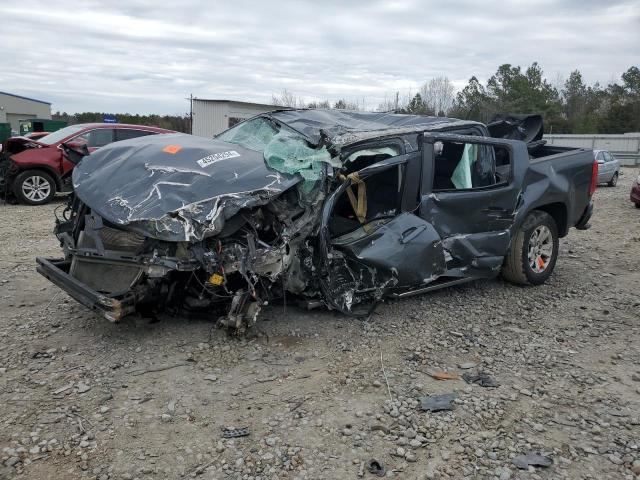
1, 0, 638, 114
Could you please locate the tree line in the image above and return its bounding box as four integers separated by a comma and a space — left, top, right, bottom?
54, 63, 639, 135
449, 64, 640, 134
273, 64, 640, 134
52, 112, 191, 133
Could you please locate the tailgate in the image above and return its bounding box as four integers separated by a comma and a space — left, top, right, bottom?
36, 257, 135, 322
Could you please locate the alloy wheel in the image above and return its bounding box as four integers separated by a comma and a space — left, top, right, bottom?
528, 225, 553, 273
21, 175, 51, 202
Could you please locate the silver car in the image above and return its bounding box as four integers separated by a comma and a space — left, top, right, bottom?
595, 150, 620, 186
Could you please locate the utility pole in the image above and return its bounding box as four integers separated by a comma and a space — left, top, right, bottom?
189, 94, 193, 134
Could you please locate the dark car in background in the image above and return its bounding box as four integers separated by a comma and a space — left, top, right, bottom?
595, 149, 620, 187
0, 123, 173, 205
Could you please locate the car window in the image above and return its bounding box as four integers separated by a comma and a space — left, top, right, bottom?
433, 141, 510, 191
595, 152, 604, 163
72, 129, 115, 148
330, 165, 405, 237
37, 125, 86, 145
604, 152, 613, 162
115, 129, 156, 141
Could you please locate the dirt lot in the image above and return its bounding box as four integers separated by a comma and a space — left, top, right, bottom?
1, 168, 639, 480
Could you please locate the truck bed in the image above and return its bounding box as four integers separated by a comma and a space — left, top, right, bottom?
530, 144, 586, 159
523, 144, 595, 234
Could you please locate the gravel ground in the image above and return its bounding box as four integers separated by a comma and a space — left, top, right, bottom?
0, 167, 639, 480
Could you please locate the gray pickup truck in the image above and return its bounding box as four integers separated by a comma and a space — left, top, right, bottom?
37, 111, 596, 333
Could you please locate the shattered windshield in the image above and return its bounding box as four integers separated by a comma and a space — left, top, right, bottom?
218, 116, 336, 192
217, 116, 280, 152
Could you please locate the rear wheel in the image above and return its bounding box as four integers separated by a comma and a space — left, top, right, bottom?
608, 172, 618, 187
635, 203, 640, 209
502, 211, 559, 285
13, 170, 57, 205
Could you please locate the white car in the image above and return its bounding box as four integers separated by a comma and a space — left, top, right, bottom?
595, 150, 620, 187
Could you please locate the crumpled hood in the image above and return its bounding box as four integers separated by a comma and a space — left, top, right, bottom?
73, 132, 300, 241
2, 136, 45, 156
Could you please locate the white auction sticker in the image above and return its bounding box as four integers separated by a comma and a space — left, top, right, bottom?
197, 150, 241, 167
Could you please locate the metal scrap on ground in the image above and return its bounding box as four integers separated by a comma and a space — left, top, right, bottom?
366, 459, 386, 477
511, 453, 553, 470
425, 369, 460, 380
419, 393, 457, 412
221, 427, 250, 438
462, 372, 500, 387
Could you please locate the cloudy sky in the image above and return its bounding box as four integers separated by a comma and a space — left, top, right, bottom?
1, 0, 638, 115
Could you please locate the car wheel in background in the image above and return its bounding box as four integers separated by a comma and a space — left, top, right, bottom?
13, 170, 57, 205
608, 172, 618, 187
635, 203, 640, 209
502, 210, 559, 286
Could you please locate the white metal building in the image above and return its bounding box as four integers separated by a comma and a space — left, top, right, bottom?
0, 91, 52, 133
191, 99, 282, 137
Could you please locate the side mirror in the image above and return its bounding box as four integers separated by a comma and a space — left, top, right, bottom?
64, 140, 87, 150
61, 142, 90, 164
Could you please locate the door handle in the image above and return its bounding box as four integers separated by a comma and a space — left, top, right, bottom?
400, 225, 427, 244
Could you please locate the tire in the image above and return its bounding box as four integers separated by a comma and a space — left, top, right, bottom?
607, 172, 618, 187
12, 170, 57, 205
502, 210, 559, 286
635, 203, 640, 209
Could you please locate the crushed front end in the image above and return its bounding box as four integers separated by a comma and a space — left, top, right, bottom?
38, 190, 320, 333
37, 126, 333, 333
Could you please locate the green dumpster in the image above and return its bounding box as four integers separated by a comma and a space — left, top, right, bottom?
19, 119, 67, 136
0, 123, 11, 143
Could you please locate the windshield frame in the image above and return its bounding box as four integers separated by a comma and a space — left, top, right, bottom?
37, 125, 88, 146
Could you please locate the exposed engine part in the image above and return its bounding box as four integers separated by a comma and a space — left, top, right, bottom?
217, 290, 261, 335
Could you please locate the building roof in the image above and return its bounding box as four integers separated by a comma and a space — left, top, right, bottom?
0, 91, 51, 105
192, 98, 281, 108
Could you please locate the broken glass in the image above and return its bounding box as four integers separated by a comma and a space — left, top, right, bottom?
263, 129, 333, 193
219, 116, 337, 194
217, 116, 278, 152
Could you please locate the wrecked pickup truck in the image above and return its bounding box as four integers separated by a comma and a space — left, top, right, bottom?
36, 111, 596, 333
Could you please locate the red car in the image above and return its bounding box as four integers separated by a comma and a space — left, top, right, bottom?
0, 132, 50, 154
1, 123, 172, 205
631, 173, 640, 208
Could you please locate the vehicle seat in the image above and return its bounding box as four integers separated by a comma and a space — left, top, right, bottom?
433, 142, 464, 190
